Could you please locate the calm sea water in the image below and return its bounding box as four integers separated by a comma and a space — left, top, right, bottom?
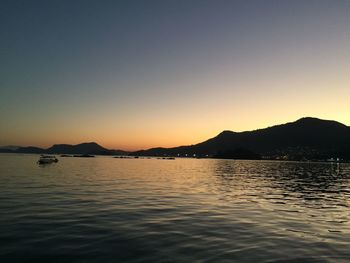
0, 154, 349, 263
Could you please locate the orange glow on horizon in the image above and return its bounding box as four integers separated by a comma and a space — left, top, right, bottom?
2, 112, 349, 151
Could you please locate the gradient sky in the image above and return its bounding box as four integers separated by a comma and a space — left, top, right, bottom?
1, 0, 350, 150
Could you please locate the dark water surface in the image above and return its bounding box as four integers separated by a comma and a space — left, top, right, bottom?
0, 154, 349, 262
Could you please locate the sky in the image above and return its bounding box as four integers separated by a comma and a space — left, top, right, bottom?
1, 0, 350, 150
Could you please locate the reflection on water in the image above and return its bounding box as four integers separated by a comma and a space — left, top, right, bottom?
0, 154, 349, 262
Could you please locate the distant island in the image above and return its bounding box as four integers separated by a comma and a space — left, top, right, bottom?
133, 117, 350, 161
0, 142, 128, 156
1, 117, 350, 161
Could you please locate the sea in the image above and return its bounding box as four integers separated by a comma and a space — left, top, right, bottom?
0, 153, 349, 262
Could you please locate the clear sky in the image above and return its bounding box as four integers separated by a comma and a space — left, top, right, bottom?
1, 0, 350, 150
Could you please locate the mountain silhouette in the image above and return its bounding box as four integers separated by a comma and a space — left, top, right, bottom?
1, 117, 349, 160
0, 142, 128, 155
14, 146, 46, 154
47, 142, 110, 154
0, 145, 20, 151
132, 117, 350, 160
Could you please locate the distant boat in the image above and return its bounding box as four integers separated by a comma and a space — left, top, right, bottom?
60, 154, 73, 157
38, 155, 58, 165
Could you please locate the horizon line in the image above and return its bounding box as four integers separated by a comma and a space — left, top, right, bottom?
1, 116, 349, 152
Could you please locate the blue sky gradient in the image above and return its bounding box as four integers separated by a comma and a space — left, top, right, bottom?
1, 0, 350, 149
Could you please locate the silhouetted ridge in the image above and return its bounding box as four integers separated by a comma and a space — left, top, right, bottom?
3, 117, 350, 160
132, 117, 350, 160
15, 146, 45, 154
47, 142, 112, 155
218, 130, 236, 136
5, 142, 129, 155
292, 117, 347, 129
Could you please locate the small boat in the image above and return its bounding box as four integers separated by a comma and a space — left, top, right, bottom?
38, 155, 58, 164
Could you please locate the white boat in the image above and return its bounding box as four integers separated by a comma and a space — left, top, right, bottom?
38, 155, 58, 164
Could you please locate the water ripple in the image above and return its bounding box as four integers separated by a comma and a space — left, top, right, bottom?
0, 154, 349, 262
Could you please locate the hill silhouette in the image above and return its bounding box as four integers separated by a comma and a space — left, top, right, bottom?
47, 142, 109, 154
15, 146, 45, 154
0, 145, 20, 151
1, 117, 349, 160
0, 142, 128, 155
133, 117, 350, 160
